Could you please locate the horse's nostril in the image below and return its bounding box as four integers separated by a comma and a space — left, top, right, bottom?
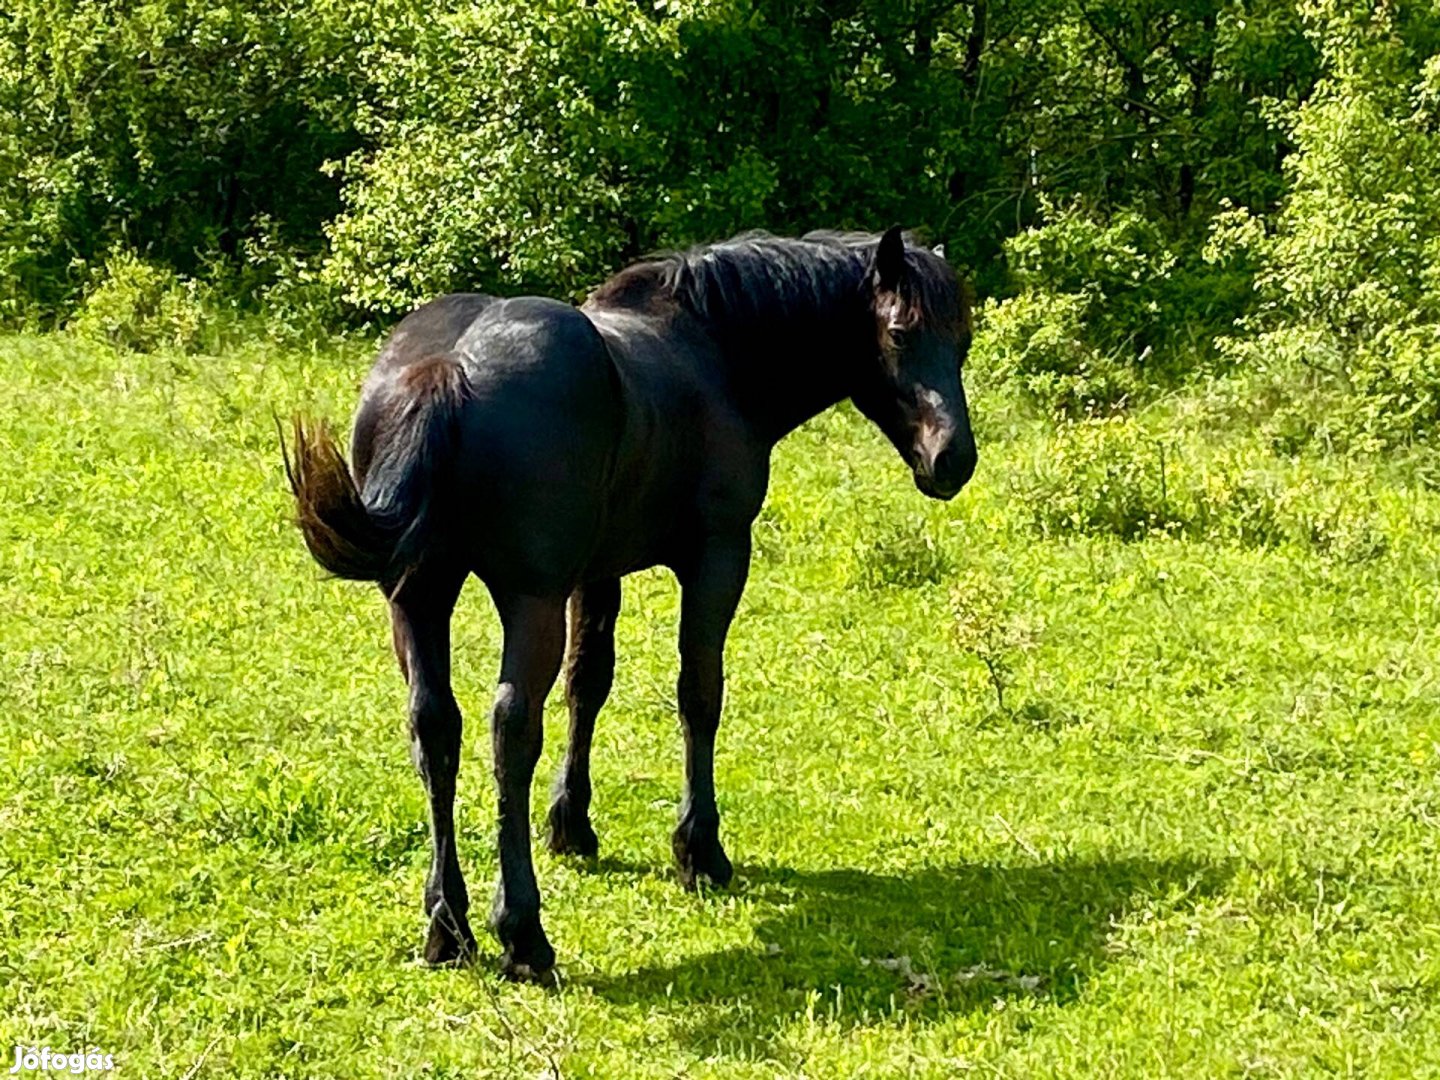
934, 447, 959, 483
922, 443, 975, 499
947, 445, 977, 489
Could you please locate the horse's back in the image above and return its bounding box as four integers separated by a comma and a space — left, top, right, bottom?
372, 292, 612, 391
374, 292, 498, 365
359, 293, 623, 594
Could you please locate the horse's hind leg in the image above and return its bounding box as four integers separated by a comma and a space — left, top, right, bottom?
389, 568, 473, 964
547, 578, 621, 858
489, 592, 566, 980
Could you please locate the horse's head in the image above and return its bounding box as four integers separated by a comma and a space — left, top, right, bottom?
851, 227, 977, 500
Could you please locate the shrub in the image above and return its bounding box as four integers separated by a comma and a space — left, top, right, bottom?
1017, 414, 1386, 559
0, 0, 366, 327
948, 571, 1043, 714
1345, 324, 1440, 447
972, 290, 1141, 418
1216, 4, 1440, 449
68, 252, 209, 353
851, 523, 955, 590
0, 0, 1317, 330
1018, 416, 1187, 540
975, 200, 1258, 416
1236, 322, 1440, 454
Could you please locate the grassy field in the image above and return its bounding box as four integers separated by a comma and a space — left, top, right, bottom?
3, 331, 1440, 1077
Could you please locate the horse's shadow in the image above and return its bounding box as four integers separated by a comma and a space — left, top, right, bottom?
580, 855, 1228, 1061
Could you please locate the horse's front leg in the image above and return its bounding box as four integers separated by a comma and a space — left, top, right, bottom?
489, 592, 566, 980
389, 569, 473, 964
673, 535, 750, 890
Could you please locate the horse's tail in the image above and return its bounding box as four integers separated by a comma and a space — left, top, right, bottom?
282, 355, 468, 589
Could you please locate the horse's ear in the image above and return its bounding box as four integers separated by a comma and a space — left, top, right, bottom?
874, 226, 906, 292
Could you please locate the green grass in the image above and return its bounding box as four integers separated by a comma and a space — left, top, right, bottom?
3, 331, 1440, 1077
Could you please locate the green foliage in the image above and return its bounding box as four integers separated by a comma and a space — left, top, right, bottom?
1017, 413, 1387, 560
851, 522, 955, 590
1260, 5, 1440, 337
321, 1, 662, 309
948, 571, 1043, 713
321, 0, 999, 310
67, 251, 209, 353
974, 200, 1262, 416
0, 0, 364, 322
973, 287, 1134, 418
1217, 0, 1440, 447
1345, 323, 1440, 445
0, 0, 1321, 325
974, 0, 1440, 448
1018, 416, 1187, 539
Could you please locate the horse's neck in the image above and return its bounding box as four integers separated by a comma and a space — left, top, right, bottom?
709, 309, 865, 445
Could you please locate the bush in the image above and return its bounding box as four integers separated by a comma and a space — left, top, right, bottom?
975, 200, 1258, 416
948, 570, 1043, 714
0, 1, 1317, 328
972, 290, 1141, 418
1018, 416, 1188, 540
1017, 414, 1386, 559
1346, 324, 1440, 446
1216, 3, 1440, 449
0, 0, 366, 327
851, 522, 955, 590
319, 2, 990, 312
68, 252, 209, 353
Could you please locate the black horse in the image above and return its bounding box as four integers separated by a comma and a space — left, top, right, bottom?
285, 228, 977, 980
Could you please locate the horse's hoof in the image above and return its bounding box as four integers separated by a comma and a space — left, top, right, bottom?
673, 819, 734, 891
492, 901, 556, 982
498, 936, 557, 984
423, 902, 477, 966
546, 797, 599, 858
499, 952, 557, 985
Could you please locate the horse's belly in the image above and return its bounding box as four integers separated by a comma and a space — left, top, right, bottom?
580, 517, 679, 580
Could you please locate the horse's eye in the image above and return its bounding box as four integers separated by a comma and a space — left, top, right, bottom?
889, 327, 909, 347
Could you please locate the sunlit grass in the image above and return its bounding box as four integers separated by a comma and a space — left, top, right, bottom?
3, 332, 1439, 1077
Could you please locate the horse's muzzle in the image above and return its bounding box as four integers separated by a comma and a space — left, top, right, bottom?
912, 440, 976, 501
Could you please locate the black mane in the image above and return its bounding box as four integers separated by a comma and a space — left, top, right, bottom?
589, 231, 965, 333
